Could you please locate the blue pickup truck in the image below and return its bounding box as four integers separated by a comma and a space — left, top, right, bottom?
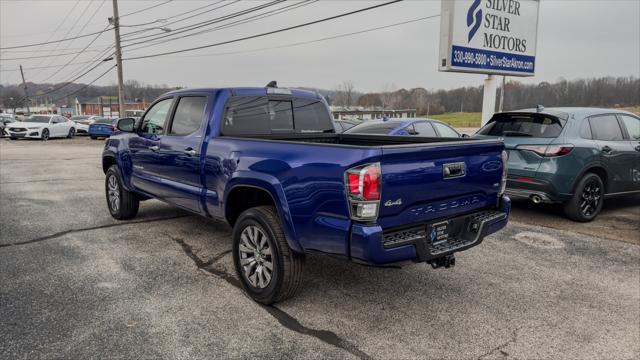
102, 84, 511, 304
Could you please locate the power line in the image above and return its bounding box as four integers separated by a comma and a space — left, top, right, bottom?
41, 24, 111, 83
51, 65, 116, 103
120, 0, 227, 38
32, 0, 106, 80
125, 0, 318, 53
121, 0, 272, 44
0, 60, 99, 72
0, 28, 112, 50
120, 0, 172, 17
122, 0, 405, 60
168, 15, 440, 59
0, 49, 105, 61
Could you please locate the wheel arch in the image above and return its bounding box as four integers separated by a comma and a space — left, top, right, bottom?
574, 164, 609, 193
224, 180, 302, 254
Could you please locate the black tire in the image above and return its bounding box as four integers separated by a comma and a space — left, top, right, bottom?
90, 136, 97, 140
10, 137, 17, 140
563, 173, 604, 222
105, 165, 139, 220
41, 129, 49, 141
233, 206, 304, 304
67, 128, 75, 138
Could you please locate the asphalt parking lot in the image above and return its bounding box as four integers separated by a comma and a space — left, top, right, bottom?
1, 137, 639, 359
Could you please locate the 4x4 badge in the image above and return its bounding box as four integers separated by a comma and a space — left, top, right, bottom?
384, 199, 402, 207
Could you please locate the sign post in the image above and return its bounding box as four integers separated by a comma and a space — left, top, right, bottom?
439, 0, 540, 125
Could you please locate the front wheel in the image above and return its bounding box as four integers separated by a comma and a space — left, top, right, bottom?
233, 206, 304, 304
90, 136, 97, 140
563, 173, 604, 222
41, 129, 49, 141
67, 128, 75, 138
105, 165, 139, 220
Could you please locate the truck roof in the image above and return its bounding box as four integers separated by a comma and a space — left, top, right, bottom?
162, 87, 322, 100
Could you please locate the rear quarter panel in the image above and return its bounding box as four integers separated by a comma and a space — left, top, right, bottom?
205, 137, 382, 256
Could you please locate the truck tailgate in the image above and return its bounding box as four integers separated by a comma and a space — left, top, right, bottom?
377, 140, 505, 229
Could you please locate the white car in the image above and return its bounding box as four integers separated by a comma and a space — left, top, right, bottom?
6, 114, 76, 140
71, 115, 103, 135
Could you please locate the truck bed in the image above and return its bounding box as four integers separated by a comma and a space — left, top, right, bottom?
221, 133, 497, 147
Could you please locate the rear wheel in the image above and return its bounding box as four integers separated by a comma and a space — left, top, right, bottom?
67, 128, 75, 138
233, 206, 304, 304
563, 173, 604, 222
90, 135, 97, 140
105, 165, 139, 220
41, 129, 49, 141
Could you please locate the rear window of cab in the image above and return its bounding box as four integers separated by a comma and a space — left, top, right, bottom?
478, 113, 564, 138
221, 96, 334, 136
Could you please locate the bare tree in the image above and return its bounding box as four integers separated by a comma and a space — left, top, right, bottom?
0, 88, 27, 113
333, 80, 356, 107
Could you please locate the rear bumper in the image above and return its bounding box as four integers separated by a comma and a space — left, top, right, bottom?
506, 178, 571, 203
89, 130, 114, 137
349, 196, 511, 265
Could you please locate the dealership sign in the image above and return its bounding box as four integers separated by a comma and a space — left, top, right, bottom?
439, 0, 540, 76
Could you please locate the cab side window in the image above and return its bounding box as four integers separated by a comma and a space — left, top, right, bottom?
169, 96, 207, 136
589, 115, 624, 141
141, 98, 173, 135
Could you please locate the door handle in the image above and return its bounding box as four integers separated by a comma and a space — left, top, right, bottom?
601, 145, 612, 153
183, 148, 197, 156
149, 145, 160, 152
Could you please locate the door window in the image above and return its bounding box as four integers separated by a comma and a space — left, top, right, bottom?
169, 96, 207, 136
413, 122, 437, 136
141, 98, 173, 135
619, 114, 640, 140
432, 122, 460, 137
589, 115, 624, 141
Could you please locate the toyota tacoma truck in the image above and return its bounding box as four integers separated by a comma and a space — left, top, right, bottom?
102, 83, 511, 304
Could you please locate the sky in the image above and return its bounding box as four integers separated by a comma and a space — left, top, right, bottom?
1, 0, 639, 93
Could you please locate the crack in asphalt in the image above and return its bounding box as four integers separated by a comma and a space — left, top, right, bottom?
0, 214, 192, 249
171, 236, 373, 360
477, 327, 520, 360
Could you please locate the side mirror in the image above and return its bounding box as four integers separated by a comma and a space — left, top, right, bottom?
117, 118, 136, 132
461, 133, 470, 138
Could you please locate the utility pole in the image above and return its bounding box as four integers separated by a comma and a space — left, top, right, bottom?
498, 75, 506, 112
19, 65, 31, 114
110, 0, 125, 117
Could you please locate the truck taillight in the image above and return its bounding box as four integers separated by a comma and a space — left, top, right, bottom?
499, 150, 508, 197
517, 144, 574, 157
345, 163, 381, 221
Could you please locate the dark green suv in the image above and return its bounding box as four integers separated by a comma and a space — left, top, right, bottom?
477, 108, 640, 222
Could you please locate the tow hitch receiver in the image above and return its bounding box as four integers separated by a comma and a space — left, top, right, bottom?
429, 254, 456, 269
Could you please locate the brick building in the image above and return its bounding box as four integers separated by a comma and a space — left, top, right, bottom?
75, 96, 148, 117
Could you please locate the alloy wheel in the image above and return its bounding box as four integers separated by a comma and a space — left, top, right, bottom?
107, 174, 120, 213
580, 179, 601, 217
238, 225, 273, 289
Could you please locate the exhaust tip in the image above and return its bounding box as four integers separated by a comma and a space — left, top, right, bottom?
531, 195, 542, 204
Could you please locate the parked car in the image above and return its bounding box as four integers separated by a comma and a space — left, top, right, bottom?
102, 84, 510, 304
88, 117, 118, 139
345, 118, 463, 137
0, 114, 16, 136
333, 119, 359, 133
6, 114, 76, 140
71, 115, 103, 134
476, 107, 640, 222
